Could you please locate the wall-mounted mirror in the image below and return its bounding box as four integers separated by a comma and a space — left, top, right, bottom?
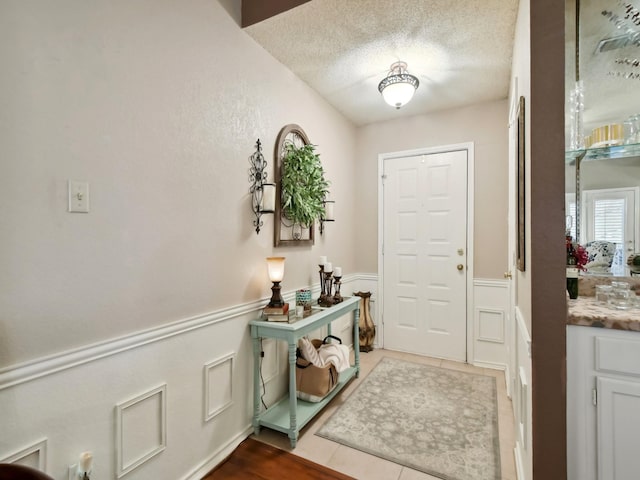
565, 0, 640, 276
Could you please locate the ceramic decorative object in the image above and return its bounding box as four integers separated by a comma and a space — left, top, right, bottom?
295, 289, 312, 312
355, 291, 375, 352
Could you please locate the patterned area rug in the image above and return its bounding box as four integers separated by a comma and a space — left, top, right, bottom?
316, 357, 501, 480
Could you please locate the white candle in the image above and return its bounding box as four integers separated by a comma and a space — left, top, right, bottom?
79, 452, 93, 475
319, 256, 327, 266
324, 201, 335, 221
334, 267, 342, 277
324, 262, 333, 273
260, 183, 275, 212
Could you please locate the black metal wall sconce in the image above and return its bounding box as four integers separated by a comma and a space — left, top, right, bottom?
319, 199, 335, 235
249, 139, 276, 234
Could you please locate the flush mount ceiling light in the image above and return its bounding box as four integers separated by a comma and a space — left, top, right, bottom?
378, 61, 419, 109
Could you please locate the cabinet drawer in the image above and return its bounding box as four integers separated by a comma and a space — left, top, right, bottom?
595, 336, 640, 377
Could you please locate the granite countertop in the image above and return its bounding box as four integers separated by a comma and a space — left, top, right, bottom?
567, 296, 640, 331
567, 275, 640, 331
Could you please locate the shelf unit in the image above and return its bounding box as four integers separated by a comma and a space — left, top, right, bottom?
565, 142, 640, 164
249, 295, 360, 448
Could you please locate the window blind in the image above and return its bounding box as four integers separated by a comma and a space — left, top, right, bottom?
593, 198, 625, 244
568, 202, 577, 239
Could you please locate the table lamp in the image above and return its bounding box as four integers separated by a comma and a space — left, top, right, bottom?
266, 257, 286, 308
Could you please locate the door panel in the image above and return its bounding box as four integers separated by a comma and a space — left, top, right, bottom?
383, 150, 468, 361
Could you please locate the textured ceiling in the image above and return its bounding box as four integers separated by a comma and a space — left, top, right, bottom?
245, 0, 520, 126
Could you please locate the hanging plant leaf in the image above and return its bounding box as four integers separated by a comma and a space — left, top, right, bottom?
281, 143, 329, 228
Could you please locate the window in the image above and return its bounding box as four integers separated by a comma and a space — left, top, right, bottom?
565, 193, 576, 240
582, 187, 638, 274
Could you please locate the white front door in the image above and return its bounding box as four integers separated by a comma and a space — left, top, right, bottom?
382, 149, 468, 361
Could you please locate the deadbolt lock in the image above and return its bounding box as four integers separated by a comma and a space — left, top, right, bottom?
457, 248, 464, 256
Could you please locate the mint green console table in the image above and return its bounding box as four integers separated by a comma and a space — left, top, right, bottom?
250, 295, 360, 448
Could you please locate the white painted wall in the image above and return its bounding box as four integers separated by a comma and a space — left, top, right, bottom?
0, 0, 358, 367
354, 99, 509, 280
0, 0, 359, 478
511, 0, 533, 333
509, 0, 533, 478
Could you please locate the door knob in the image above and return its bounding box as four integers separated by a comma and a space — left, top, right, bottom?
457, 264, 464, 271
504, 271, 513, 279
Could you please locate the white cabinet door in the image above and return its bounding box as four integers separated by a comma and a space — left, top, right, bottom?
597, 376, 640, 480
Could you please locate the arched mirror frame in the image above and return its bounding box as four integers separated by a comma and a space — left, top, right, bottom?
273, 124, 315, 247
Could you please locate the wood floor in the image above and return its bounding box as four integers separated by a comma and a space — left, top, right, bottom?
203, 437, 355, 480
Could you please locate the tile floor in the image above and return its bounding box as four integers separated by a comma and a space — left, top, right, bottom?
252, 349, 517, 480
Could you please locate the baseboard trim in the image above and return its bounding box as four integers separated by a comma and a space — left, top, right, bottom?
473, 360, 507, 371
180, 426, 253, 480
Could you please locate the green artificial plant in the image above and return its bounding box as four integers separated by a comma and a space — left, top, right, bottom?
280, 143, 329, 228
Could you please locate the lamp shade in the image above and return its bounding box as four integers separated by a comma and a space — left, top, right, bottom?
378, 61, 419, 109
266, 257, 285, 282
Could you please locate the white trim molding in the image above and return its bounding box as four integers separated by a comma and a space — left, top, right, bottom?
0, 438, 48, 471
514, 305, 532, 480
472, 279, 509, 368
0, 275, 355, 393
115, 384, 167, 478
203, 353, 235, 422
0, 301, 265, 391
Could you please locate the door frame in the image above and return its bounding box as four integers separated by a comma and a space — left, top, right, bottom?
377, 142, 475, 361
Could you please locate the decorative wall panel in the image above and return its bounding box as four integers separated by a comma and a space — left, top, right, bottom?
0, 438, 47, 471
476, 308, 505, 343
115, 384, 167, 477
204, 353, 235, 422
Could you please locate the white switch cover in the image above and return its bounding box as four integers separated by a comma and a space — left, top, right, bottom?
68, 180, 89, 213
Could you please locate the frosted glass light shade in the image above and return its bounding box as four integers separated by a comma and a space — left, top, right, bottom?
378, 61, 419, 109
266, 257, 285, 282
381, 82, 417, 109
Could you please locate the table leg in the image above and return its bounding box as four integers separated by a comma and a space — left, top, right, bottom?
354, 306, 361, 378
288, 341, 298, 448
252, 333, 261, 435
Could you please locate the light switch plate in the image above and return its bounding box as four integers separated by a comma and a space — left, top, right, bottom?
68, 180, 89, 213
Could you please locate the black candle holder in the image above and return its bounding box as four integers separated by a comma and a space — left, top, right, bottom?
333, 276, 343, 304
318, 264, 326, 305
319, 271, 335, 307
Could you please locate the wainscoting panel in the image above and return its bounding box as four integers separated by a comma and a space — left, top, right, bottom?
115, 384, 167, 477
514, 306, 532, 480
472, 279, 509, 369
203, 353, 234, 422
477, 308, 505, 343
0, 275, 372, 480
0, 438, 47, 471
